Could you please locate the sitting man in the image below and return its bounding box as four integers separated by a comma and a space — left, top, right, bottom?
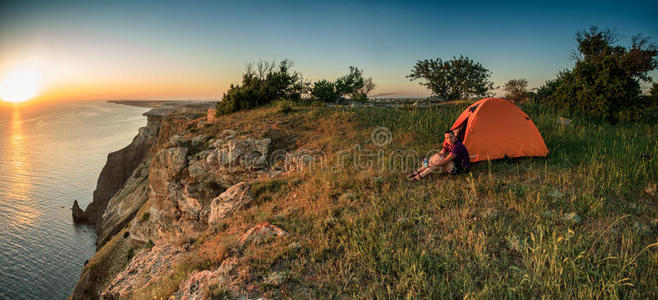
408, 130, 470, 181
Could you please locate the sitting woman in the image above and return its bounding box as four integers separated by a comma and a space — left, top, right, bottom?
408, 130, 470, 182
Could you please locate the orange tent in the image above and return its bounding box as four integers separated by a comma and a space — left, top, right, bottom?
450, 97, 548, 162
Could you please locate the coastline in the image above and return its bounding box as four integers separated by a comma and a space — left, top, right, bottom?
107, 100, 183, 108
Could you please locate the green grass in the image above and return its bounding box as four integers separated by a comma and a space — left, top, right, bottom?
139, 102, 657, 298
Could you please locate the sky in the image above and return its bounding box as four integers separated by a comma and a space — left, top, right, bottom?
0, 0, 657, 101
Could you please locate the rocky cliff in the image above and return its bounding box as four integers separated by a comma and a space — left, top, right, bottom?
71, 104, 290, 299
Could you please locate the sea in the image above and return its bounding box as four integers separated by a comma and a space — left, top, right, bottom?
0, 101, 150, 299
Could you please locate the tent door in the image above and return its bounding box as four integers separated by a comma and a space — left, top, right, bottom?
454, 117, 468, 142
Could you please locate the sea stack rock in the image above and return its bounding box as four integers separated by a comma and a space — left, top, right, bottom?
72, 200, 89, 223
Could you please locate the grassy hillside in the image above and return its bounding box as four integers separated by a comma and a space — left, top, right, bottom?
141, 101, 657, 298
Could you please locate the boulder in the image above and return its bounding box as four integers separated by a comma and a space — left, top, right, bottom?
208, 182, 252, 224
101, 243, 183, 299
240, 222, 288, 245
220, 129, 237, 139
170, 258, 238, 300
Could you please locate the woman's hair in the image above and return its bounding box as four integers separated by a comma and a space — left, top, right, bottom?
444, 130, 454, 135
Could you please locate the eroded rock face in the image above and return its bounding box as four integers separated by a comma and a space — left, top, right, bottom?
101, 243, 183, 299
96, 161, 151, 247
77, 115, 160, 226
149, 147, 189, 192
75, 119, 290, 299
208, 182, 253, 224
188, 137, 271, 187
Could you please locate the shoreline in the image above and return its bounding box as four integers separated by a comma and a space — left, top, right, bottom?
107, 100, 184, 108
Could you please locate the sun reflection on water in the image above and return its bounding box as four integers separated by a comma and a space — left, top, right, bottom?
4, 106, 40, 229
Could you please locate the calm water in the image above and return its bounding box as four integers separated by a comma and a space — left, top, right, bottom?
0, 101, 150, 299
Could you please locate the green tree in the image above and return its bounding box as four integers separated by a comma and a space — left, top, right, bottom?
336, 66, 368, 100
503, 78, 529, 103
549, 26, 657, 121
310, 79, 338, 103
407, 55, 493, 100
216, 59, 306, 115
534, 76, 564, 102
312, 66, 375, 103
650, 82, 658, 102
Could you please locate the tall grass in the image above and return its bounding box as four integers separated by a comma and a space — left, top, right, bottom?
140, 102, 657, 298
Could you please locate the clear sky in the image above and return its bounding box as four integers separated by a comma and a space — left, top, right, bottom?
1, 0, 657, 101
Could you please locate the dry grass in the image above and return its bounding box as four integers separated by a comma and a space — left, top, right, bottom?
134, 101, 657, 298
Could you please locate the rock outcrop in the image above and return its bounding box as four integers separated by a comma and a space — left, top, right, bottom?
78, 114, 160, 226
72, 200, 88, 223
170, 258, 239, 300
72, 106, 196, 248
240, 222, 288, 245
208, 182, 253, 224
101, 243, 184, 299
72, 102, 289, 299
96, 162, 151, 247
188, 136, 271, 187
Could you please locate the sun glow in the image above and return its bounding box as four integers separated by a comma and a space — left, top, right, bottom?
0, 66, 43, 103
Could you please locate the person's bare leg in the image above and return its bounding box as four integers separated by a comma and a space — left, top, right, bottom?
408, 165, 425, 179
409, 154, 438, 177
417, 153, 444, 178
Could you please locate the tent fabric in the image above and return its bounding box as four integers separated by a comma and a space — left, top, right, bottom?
450, 97, 548, 162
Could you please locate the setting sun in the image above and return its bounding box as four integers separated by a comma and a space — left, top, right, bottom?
0, 66, 42, 103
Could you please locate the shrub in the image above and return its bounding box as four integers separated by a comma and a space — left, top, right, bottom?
274, 99, 294, 114
311, 79, 339, 103
547, 27, 657, 122
311, 66, 375, 103
534, 76, 564, 102
216, 60, 306, 115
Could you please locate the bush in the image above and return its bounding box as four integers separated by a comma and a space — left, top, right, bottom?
274, 99, 294, 114
311, 79, 339, 103
546, 27, 657, 122
311, 66, 375, 103
534, 76, 564, 102
216, 60, 307, 115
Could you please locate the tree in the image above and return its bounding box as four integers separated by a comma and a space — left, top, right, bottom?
534, 76, 564, 103
650, 82, 658, 102
360, 77, 376, 97
310, 79, 338, 102
407, 55, 493, 100
503, 78, 529, 103
335, 66, 365, 99
549, 26, 658, 121
312, 66, 375, 103
216, 59, 306, 115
